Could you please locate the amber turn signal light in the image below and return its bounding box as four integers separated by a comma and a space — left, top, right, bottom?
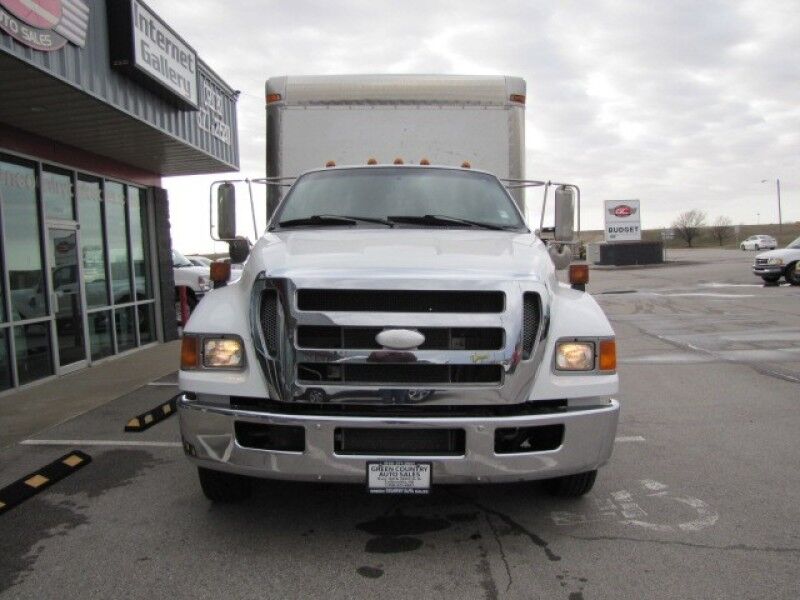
181, 335, 199, 370
569, 264, 589, 288
266, 93, 282, 103
510, 93, 526, 104
599, 339, 617, 372
210, 262, 231, 285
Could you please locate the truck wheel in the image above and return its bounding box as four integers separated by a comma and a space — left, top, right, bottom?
198, 467, 252, 503
786, 262, 800, 286
545, 470, 597, 497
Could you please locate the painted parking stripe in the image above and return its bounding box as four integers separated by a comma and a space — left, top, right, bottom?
21, 440, 183, 448
615, 436, 646, 442
0, 451, 91, 516
147, 381, 178, 387
125, 395, 179, 432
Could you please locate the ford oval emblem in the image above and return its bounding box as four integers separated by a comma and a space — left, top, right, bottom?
376, 329, 425, 350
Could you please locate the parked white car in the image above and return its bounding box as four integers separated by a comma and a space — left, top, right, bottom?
740, 235, 777, 251
187, 255, 213, 267
752, 236, 800, 285
172, 250, 211, 317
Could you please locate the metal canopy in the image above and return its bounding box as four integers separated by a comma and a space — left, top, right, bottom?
0, 52, 236, 176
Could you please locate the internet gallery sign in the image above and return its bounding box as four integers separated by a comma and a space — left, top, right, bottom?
107, 0, 198, 109
0, 0, 89, 51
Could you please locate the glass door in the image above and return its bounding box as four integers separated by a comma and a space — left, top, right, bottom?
47, 227, 87, 372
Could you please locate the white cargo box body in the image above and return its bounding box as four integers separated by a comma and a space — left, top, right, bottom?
265, 74, 526, 214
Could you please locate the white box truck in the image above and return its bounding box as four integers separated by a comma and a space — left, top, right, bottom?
178, 75, 619, 502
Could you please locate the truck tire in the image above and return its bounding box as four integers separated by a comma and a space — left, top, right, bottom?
198, 467, 252, 503
786, 262, 800, 286
545, 470, 597, 497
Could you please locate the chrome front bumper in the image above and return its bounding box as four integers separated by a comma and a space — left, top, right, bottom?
178, 394, 619, 484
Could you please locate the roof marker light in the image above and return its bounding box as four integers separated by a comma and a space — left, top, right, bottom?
510, 94, 526, 104
420, 158, 430, 165
461, 161, 471, 169
367, 158, 378, 165
325, 160, 336, 168
394, 158, 404, 165
267, 93, 282, 103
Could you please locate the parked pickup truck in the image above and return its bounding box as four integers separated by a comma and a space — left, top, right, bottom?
752, 236, 800, 285
177, 75, 619, 502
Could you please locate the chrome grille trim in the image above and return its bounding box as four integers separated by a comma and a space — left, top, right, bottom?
250, 272, 550, 406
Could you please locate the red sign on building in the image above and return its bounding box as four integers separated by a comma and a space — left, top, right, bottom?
0, 0, 88, 51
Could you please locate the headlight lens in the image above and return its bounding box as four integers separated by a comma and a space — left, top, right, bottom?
203, 337, 244, 368
767, 258, 784, 265
555, 341, 595, 371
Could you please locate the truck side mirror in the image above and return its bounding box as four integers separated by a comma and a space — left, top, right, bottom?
217, 182, 237, 240
228, 237, 250, 264
554, 186, 575, 242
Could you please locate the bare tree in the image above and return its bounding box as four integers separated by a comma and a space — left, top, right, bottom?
672, 209, 707, 247
710, 215, 733, 246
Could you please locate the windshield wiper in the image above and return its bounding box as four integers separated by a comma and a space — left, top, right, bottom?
387, 214, 513, 231
275, 214, 394, 229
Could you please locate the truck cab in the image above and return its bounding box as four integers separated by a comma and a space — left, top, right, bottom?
178, 161, 619, 501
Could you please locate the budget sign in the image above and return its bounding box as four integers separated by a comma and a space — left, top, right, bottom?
604, 200, 641, 242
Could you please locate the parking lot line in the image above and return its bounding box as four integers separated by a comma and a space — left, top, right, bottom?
20, 439, 183, 448
615, 436, 646, 442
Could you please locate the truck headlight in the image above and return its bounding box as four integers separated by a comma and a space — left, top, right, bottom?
203, 337, 244, 368
555, 341, 595, 371
767, 258, 784, 266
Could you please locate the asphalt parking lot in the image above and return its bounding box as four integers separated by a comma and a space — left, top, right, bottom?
1, 248, 798, 599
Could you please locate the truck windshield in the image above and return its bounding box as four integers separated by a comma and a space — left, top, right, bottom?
788, 237, 800, 249
273, 168, 527, 231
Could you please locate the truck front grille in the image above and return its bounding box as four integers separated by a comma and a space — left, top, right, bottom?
522, 292, 541, 359
260, 290, 279, 355
755, 258, 768, 265
297, 363, 502, 385
297, 289, 505, 313
296, 326, 504, 350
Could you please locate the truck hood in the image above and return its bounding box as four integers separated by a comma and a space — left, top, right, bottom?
755, 248, 800, 261
248, 229, 553, 281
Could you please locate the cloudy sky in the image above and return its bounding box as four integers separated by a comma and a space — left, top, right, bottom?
147, 0, 800, 254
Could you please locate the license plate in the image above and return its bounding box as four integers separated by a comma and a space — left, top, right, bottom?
367, 461, 431, 494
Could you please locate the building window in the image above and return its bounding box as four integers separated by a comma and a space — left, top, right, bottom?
129, 187, 153, 299
0, 153, 161, 393
0, 330, 11, 391
42, 168, 75, 221
105, 181, 132, 303
78, 177, 110, 309
14, 323, 53, 385
1, 158, 47, 322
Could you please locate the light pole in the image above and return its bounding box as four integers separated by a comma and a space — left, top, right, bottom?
761, 178, 782, 231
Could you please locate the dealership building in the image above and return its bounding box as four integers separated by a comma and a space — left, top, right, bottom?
0, 0, 239, 393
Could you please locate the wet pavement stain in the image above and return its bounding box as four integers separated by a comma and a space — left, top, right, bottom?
356, 512, 451, 536
365, 536, 423, 554
0, 449, 165, 594
356, 566, 384, 579
0, 498, 87, 594
357, 510, 451, 555
446, 511, 479, 523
